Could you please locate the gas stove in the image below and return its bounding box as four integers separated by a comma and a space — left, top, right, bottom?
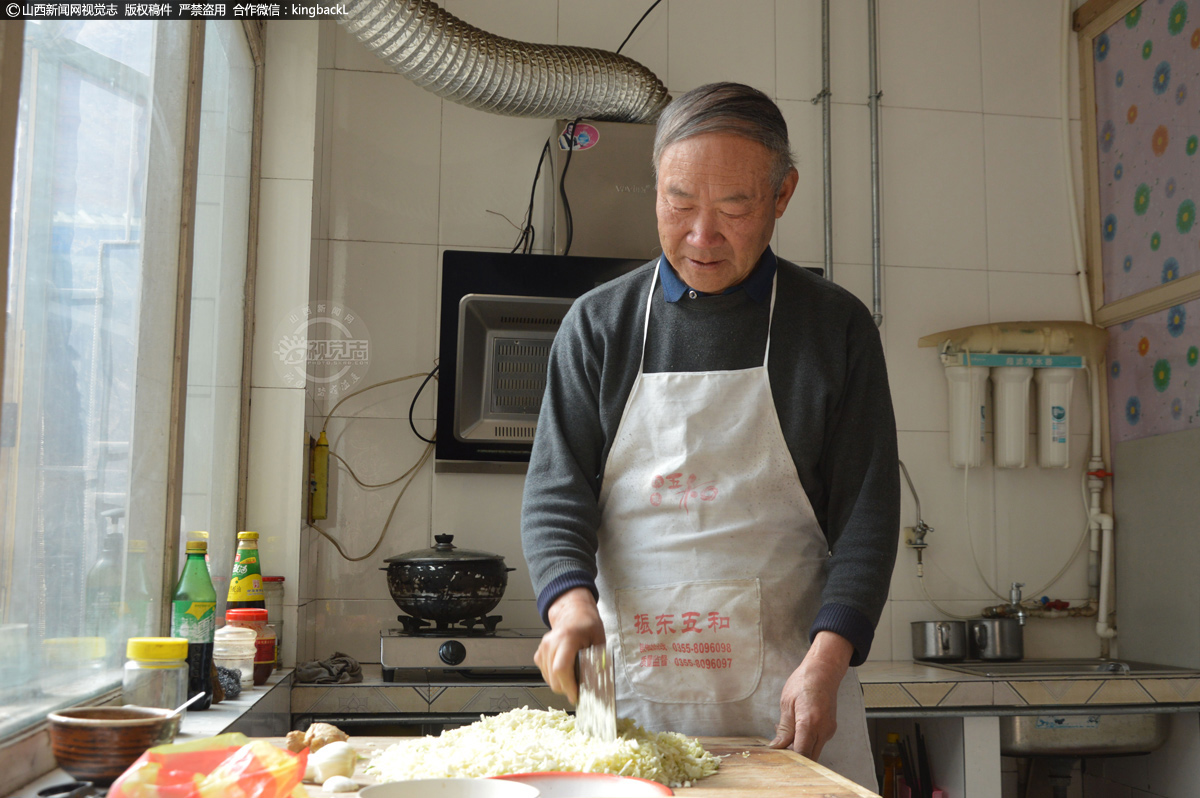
380, 618, 544, 680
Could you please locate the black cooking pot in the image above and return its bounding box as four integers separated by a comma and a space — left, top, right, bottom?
381, 534, 516, 623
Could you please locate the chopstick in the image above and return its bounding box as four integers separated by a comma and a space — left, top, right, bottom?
915, 724, 933, 798
898, 736, 919, 797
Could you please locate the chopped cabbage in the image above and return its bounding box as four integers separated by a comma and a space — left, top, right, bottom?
365, 708, 719, 788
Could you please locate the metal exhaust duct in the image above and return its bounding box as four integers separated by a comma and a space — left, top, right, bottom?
339, 0, 671, 123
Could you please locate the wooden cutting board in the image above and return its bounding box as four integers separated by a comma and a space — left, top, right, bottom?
292, 736, 879, 798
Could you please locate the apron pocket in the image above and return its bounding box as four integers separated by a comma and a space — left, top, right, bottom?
614, 579, 763, 704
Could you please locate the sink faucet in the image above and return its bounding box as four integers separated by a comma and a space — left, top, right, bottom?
1009, 582, 1027, 626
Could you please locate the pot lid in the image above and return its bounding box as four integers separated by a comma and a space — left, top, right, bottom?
384, 534, 507, 563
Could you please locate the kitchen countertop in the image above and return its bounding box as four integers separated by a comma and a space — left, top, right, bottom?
858, 660, 1200, 714
299, 736, 879, 798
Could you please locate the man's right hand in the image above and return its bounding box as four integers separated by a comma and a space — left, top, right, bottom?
534, 586, 606, 704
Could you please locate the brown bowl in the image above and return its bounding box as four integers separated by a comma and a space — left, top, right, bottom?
47, 706, 180, 785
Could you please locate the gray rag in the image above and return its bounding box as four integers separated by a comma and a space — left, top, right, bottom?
295, 651, 363, 684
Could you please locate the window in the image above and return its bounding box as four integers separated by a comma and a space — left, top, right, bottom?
181, 21, 254, 615
0, 20, 258, 745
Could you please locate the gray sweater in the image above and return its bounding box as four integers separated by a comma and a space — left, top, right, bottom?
520, 254, 899, 666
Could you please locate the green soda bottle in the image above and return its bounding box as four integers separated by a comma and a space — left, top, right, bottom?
171, 537, 216, 710
226, 531, 266, 611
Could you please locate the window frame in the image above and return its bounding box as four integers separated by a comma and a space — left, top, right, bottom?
0, 20, 266, 791
1076, 0, 1200, 325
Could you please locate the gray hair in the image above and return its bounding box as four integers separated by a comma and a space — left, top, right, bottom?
653, 82, 796, 192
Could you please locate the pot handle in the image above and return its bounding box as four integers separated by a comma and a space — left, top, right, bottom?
506, 567, 516, 573
974, 622, 988, 649
937, 622, 950, 649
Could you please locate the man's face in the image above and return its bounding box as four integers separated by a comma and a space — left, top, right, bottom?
656, 132, 798, 294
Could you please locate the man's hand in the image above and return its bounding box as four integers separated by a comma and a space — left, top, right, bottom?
768, 631, 854, 760
534, 587, 606, 704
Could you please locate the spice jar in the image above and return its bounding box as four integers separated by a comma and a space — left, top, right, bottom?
213, 625, 256, 689
225, 608, 275, 686
123, 637, 189, 711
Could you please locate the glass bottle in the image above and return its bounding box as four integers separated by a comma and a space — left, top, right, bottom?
170, 538, 216, 710
124, 539, 156, 638
84, 530, 124, 666
881, 732, 904, 798
226, 531, 266, 611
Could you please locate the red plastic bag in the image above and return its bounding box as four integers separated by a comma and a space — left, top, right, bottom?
108, 733, 309, 798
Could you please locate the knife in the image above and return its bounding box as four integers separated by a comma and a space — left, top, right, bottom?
574, 643, 617, 742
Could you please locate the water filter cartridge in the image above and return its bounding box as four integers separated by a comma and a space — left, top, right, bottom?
993, 366, 1033, 468
945, 365, 989, 468
1035, 368, 1074, 468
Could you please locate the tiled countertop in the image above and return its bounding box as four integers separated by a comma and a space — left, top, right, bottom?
859, 661, 1200, 713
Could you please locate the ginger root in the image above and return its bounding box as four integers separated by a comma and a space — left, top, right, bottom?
286, 722, 349, 753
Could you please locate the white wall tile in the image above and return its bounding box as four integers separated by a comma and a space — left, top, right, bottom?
252, 178, 315, 389
883, 265, 990, 432
777, 102, 875, 268
667, 0, 776, 96
329, 70, 442, 245
313, 599, 403, 663
322, 241, 439, 420
1022, 615, 1101, 660
245, 387, 308, 593
438, 103, 557, 250
443, 0, 559, 42
987, 270, 1086, 322
893, 431, 998, 603
878, 0, 982, 113
314, 416, 434, 601
432, 473, 531, 601
994, 433, 1091, 603
980, 0, 1068, 119
261, 22, 319, 181
559, 0, 669, 86
1147, 713, 1200, 798
881, 107, 987, 270
776, 0, 869, 106
984, 114, 1077, 274
332, 20, 391, 74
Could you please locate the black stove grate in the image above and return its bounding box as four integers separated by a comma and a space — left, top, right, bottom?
396, 614, 503, 636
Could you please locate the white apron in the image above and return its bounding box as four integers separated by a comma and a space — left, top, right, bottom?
593, 268, 875, 787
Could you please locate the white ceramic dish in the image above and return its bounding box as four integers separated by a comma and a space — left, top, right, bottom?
492, 772, 673, 797
360, 778, 541, 798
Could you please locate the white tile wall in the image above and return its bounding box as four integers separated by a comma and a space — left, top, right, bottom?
260, 22, 319, 181
877, 0, 983, 113
983, 114, 1077, 274
881, 107, 988, 270
668, 0, 776, 95
328, 69, 442, 245
275, 1, 1113, 675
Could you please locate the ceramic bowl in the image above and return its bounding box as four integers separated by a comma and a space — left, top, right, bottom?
492, 773, 673, 797
47, 705, 180, 785
359, 779, 540, 798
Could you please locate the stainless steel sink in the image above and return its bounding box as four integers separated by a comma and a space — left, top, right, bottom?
920, 658, 1200, 679
1000, 713, 1169, 756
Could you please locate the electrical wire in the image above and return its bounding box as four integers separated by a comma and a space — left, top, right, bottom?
321, 371, 432, 433
309, 442, 435, 562
409, 364, 439, 444
616, 0, 665, 55
512, 140, 552, 254
560, 117, 581, 256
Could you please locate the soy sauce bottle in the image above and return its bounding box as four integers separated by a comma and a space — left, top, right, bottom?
170, 538, 216, 709
226, 531, 266, 611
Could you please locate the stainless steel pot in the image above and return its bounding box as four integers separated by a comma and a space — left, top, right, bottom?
381, 535, 516, 624
911, 620, 967, 662
969, 618, 1024, 661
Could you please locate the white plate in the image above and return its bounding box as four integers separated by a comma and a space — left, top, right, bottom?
360, 778, 541, 798
491, 773, 673, 797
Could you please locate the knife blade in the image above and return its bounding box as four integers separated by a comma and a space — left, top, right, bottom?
574, 643, 617, 742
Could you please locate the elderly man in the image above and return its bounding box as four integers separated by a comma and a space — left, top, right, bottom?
520, 82, 898, 786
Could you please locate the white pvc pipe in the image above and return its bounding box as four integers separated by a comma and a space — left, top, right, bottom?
1063, 0, 1093, 325
1096, 515, 1117, 639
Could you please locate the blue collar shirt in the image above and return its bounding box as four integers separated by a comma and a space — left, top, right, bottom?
657, 247, 777, 304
